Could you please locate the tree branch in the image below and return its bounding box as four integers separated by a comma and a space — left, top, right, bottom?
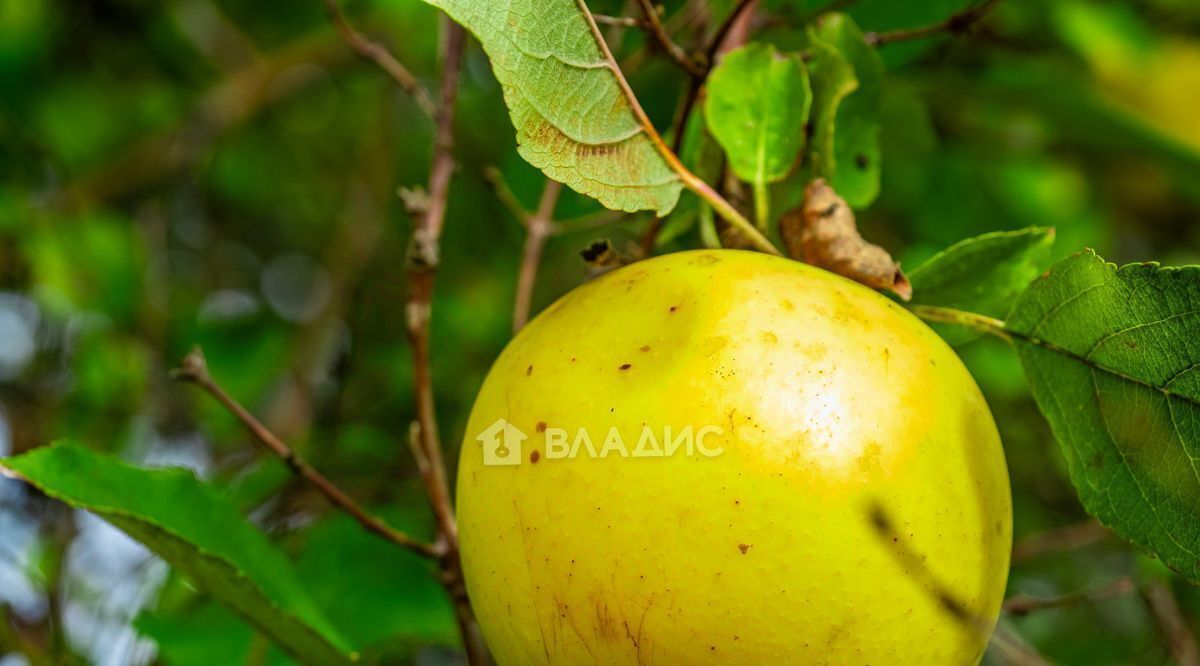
634, 0, 706, 78
513, 180, 564, 333
403, 18, 490, 665
322, 0, 436, 117
1003, 578, 1135, 617
171, 348, 440, 559
1143, 581, 1200, 666
593, 14, 649, 29
864, 0, 1003, 46
705, 0, 757, 65
1011, 519, 1111, 562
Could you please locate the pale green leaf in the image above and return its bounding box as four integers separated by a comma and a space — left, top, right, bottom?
0, 444, 356, 665
704, 43, 812, 187
910, 227, 1056, 344
807, 14, 884, 208
1007, 251, 1200, 582
420, 0, 683, 215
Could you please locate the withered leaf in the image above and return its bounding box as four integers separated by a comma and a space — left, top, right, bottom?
780, 179, 911, 300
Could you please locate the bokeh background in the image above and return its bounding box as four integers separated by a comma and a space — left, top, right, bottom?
1, 0, 1199, 663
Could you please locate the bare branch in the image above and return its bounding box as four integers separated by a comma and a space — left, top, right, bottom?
864, 0, 1002, 47
171, 348, 440, 559
402, 18, 490, 665
634, 0, 706, 78
1011, 519, 1110, 562
1003, 578, 1135, 617
1143, 581, 1200, 666
322, 0, 437, 117
513, 180, 564, 333
483, 167, 532, 224
705, 0, 757, 65
593, 14, 649, 29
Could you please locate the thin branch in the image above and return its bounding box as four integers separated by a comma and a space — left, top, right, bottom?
634, 0, 706, 78
593, 14, 649, 29
1012, 519, 1111, 562
513, 180, 564, 333
644, 0, 755, 253
322, 0, 437, 117
576, 4, 780, 256
404, 18, 490, 665
1143, 581, 1200, 666
1003, 578, 1135, 617
705, 0, 757, 65
483, 166, 532, 224
171, 348, 440, 559
864, 0, 1003, 46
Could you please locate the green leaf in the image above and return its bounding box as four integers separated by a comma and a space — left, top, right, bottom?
909, 227, 1056, 344
296, 511, 458, 660
136, 603, 262, 666
1006, 251, 1200, 583
420, 0, 683, 215
807, 14, 884, 208
0, 444, 356, 665
704, 43, 812, 188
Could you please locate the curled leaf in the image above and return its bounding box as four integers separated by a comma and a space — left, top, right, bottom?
781, 179, 911, 299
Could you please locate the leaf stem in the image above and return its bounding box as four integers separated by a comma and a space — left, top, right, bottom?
908, 304, 1010, 341
753, 180, 770, 232
680, 170, 780, 254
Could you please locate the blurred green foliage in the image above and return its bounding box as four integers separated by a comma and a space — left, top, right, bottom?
0, 0, 1199, 663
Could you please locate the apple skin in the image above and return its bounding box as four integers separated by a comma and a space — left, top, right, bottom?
457, 249, 1011, 665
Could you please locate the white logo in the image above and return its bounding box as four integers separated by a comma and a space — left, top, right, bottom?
477, 419, 527, 466
476, 420, 724, 466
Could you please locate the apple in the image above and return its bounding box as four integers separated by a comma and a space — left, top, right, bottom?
458, 249, 1011, 664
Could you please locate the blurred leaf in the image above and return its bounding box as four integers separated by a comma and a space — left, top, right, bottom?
420, 0, 684, 214
296, 510, 457, 659
0, 444, 357, 664
136, 603, 258, 666
27, 211, 145, 323
909, 227, 1055, 344
704, 43, 811, 187
1053, 1, 1200, 154
1007, 251, 1200, 583
807, 14, 883, 208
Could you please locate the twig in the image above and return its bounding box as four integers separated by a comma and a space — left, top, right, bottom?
172, 348, 441, 559
593, 14, 649, 29
1003, 578, 1136, 617
1143, 581, 1200, 666
634, 0, 706, 78
483, 167, 532, 224
403, 18, 490, 665
322, 0, 436, 117
705, 0, 757, 64
864, 0, 1003, 46
643, 0, 758, 253
988, 620, 1051, 666
513, 180, 564, 333
1012, 519, 1111, 562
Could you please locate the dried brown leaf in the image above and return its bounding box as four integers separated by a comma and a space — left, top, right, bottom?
780, 179, 911, 300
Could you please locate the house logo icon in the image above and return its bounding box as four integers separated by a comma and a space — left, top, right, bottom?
477, 419, 527, 466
